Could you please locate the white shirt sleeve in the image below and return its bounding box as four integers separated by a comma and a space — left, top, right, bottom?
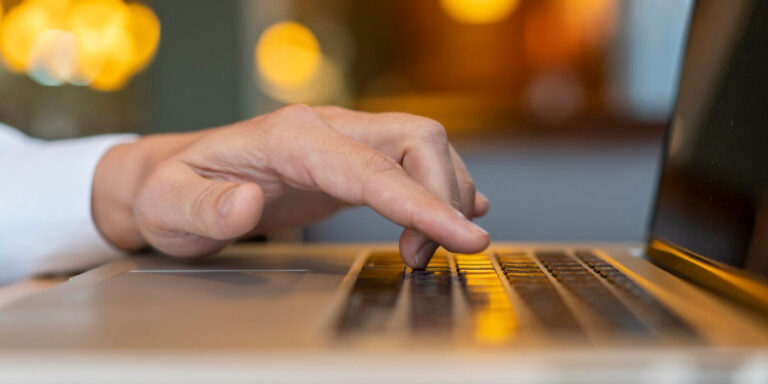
0, 122, 137, 284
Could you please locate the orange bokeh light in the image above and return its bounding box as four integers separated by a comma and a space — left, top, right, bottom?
0, 0, 160, 91
524, 0, 617, 68
440, 0, 520, 24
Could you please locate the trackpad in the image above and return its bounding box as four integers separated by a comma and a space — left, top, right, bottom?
125, 269, 309, 297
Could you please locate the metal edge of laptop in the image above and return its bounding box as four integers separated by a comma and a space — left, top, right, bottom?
0, 243, 767, 384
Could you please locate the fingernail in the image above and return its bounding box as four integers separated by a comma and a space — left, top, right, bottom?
413, 241, 438, 268
219, 187, 238, 217
471, 222, 488, 237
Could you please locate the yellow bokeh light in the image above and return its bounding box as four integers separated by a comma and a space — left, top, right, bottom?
0, 0, 160, 91
66, 0, 129, 40
0, 3, 54, 72
28, 0, 71, 19
88, 27, 134, 91
27, 29, 78, 86
67, 0, 130, 84
126, 3, 160, 73
440, 0, 520, 24
256, 21, 321, 89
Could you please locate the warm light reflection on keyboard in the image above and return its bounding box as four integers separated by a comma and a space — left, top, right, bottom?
455, 253, 516, 345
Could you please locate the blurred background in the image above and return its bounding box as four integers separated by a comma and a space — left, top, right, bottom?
0, 0, 692, 244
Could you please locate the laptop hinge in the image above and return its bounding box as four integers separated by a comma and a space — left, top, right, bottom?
647, 237, 768, 317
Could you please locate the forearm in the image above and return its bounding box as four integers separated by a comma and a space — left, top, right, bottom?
92, 132, 202, 251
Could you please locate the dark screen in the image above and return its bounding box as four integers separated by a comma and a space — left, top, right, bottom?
651, 0, 768, 278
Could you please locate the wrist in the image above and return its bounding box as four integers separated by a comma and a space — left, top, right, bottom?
92, 132, 201, 251
92, 139, 150, 251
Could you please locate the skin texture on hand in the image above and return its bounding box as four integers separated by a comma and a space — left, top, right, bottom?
92, 105, 490, 268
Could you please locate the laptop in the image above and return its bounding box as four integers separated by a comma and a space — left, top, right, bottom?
0, 0, 766, 382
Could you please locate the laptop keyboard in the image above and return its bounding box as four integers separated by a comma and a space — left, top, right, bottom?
410, 254, 453, 331
336, 252, 404, 332
536, 251, 650, 334
456, 253, 516, 343
498, 252, 583, 334
338, 249, 696, 342
575, 250, 694, 335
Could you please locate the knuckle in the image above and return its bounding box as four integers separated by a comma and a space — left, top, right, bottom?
261, 104, 323, 145
274, 103, 318, 123
412, 117, 448, 144
315, 105, 347, 115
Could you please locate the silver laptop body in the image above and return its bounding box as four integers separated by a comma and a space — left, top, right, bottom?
0, 1, 766, 382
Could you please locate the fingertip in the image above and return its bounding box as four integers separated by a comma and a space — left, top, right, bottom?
475, 225, 491, 250
448, 221, 490, 254
398, 230, 436, 269
473, 191, 490, 217
413, 241, 438, 269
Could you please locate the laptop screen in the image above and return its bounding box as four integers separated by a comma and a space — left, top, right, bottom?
650, 0, 768, 278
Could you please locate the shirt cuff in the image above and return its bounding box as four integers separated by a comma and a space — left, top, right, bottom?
0, 134, 137, 283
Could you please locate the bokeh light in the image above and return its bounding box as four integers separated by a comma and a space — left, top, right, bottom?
256, 21, 321, 89
127, 3, 160, 74
27, 29, 78, 86
255, 21, 343, 104
440, 0, 520, 24
0, 2, 53, 73
0, 0, 160, 91
523, 0, 616, 68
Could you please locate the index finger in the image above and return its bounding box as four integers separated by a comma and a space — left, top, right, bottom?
311, 140, 489, 255
264, 106, 490, 258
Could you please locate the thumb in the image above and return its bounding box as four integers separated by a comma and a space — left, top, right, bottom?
135, 161, 264, 257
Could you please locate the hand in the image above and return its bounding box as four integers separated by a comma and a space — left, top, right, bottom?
92, 105, 490, 268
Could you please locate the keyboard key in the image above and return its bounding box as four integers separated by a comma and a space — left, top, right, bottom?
574, 250, 697, 337
338, 252, 404, 333
456, 253, 516, 344
410, 253, 453, 331
497, 253, 583, 335
536, 251, 651, 335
